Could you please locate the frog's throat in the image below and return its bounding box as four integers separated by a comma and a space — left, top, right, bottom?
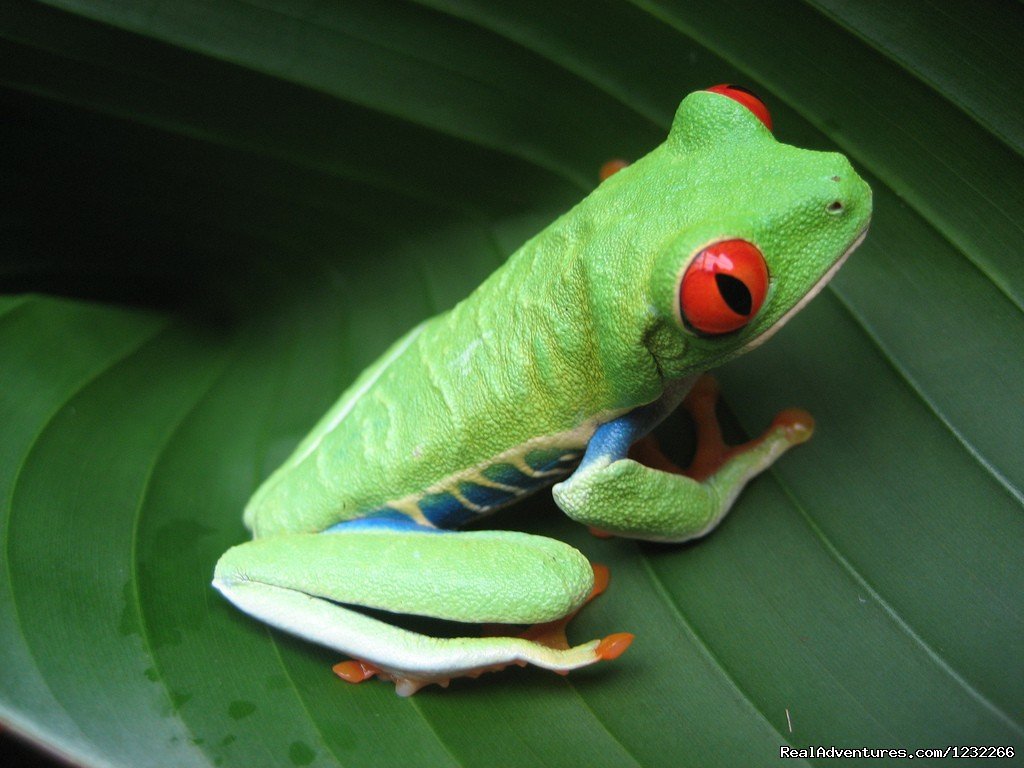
739, 222, 869, 355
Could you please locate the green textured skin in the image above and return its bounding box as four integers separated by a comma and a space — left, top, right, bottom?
245, 90, 872, 539
217, 530, 593, 624
215, 89, 872, 689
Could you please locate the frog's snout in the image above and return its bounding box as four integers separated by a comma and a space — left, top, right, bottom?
821, 157, 872, 228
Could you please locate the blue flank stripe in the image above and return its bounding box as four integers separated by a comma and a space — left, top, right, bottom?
322, 450, 584, 534
324, 509, 442, 534
524, 447, 574, 472
482, 462, 534, 487
458, 481, 518, 508
420, 491, 478, 528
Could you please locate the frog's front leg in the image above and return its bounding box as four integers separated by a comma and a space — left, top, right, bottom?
552, 376, 814, 542
213, 521, 631, 695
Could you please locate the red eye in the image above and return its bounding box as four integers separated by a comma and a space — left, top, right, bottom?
679, 240, 769, 335
705, 84, 773, 131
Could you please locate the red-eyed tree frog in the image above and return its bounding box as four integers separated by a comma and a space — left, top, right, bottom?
214, 85, 872, 695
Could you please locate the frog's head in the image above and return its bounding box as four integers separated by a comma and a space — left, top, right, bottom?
642, 86, 872, 375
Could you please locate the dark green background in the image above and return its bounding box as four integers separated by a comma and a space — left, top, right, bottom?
2, 2, 1022, 766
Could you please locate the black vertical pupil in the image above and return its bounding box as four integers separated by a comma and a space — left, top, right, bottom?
715, 274, 752, 316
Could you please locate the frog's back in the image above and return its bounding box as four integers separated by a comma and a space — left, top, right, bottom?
244, 231, 655, 538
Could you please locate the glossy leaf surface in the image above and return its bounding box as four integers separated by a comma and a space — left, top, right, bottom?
2, 2, 1022, 766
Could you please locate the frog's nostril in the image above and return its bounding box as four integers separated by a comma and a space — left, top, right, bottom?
831, 175, 841, 183
827, 200, 844, 214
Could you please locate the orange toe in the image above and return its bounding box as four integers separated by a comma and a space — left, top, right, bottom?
596, 632, 634, 661
772, 408, 815, 443
599, 158, 630, 181
333, 660, 380, 684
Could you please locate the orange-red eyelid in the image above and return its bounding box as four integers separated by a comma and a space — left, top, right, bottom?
705, 84, 773, 131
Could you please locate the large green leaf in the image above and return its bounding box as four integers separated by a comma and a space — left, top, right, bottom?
2, 1, 1021, 766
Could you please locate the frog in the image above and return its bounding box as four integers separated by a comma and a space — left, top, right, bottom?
213, 85, 872, 696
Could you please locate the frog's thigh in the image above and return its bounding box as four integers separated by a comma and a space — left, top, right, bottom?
213, 525, 603, 691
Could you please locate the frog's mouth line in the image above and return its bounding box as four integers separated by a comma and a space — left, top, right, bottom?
738, 221, 870, 355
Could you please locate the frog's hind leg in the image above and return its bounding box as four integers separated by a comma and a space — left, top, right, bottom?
212, 520, 632, 695
481, 563, 620, 658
